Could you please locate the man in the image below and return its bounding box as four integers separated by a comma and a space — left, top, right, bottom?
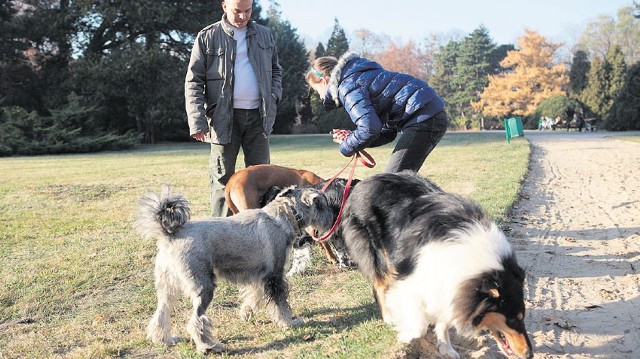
186, 0, 282, 217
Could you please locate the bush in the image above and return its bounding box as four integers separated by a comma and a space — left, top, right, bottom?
0, 106, 139, 157
533, 95, 584, 125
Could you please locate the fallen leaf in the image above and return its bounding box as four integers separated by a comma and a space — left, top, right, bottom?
554, 319, 576, 330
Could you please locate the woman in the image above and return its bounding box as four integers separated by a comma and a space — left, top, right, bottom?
306, 52, 448, 173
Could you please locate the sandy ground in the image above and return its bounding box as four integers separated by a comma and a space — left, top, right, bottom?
409, 130, 640, 359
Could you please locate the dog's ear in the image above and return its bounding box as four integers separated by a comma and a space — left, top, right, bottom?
300, 188, 326, 207
300, 188, 316, 206
481, 272, 501, 299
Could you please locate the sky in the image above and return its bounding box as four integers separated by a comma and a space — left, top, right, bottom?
260, 0, 635, 48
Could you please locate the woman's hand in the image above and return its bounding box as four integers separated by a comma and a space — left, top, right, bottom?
331, 129, 350, 144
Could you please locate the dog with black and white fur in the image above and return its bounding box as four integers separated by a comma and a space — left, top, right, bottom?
340, 171, 533, 359
135, 184, 334, 353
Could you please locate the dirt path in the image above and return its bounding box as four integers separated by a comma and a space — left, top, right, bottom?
504, 130, 640, 358
408, 130, 640, 359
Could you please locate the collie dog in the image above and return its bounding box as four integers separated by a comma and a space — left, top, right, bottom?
340, 171, 533, 358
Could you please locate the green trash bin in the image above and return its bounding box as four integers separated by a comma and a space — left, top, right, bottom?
504, 117, 524, 143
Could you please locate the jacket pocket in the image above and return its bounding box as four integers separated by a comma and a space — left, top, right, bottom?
256, 37, 273, 74
205, 48, 225, 80
205, 102, 217, 118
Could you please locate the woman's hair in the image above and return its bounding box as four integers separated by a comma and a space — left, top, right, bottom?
305, 56, 338, 84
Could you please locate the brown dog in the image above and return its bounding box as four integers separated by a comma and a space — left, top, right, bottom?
225, 164, 325, 214
224, 164, 344, 268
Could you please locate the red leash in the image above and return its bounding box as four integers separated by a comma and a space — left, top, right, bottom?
312, 150, 376, 242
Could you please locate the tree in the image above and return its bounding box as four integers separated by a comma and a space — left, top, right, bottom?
581, 46, 627, 122
447, 26, 496, 124
314, 42, 326, 59
608, 62, 640, 130
431, 41, 460, 105
325, 18, 349, 58
266, 1, 310, 133
353, 28, 375, 58
374, 41, 428, 80
488, 44, 515, 75
474, 30, 568, 123
353, 28, 389, 59
2, 0, 228, 144
569, 50, 590, 96
577, 5, 640, 65
580, 56, 609, 118
0, 0, 49, 114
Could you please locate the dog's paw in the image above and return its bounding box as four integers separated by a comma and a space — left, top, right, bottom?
205, 342, 227, 354
195, 341, 226, 354
165, 336, 182, 346
290, 316, 304, 327
239, 306, 255, 321
286, 267, 304, 277
396, 331, 420, 344
277, 316, 304, 328
437, 343, 460, 359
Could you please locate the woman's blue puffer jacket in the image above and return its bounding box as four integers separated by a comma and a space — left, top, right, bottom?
324, 52, 445, 157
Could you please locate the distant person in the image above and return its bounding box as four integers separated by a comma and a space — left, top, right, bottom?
185, 0, 282, 217
306, 52, 448, 173
551, 115, 561, 131
567, 113, 585, 132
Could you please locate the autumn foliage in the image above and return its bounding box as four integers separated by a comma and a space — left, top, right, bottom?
474, 30, 568, 118
372, 41, 430, 81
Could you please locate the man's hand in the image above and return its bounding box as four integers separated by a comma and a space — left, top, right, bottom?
192, 131, 208, 142
331, 129, 350, 144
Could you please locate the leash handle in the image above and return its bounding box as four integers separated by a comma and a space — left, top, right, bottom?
357, 149, 376, 168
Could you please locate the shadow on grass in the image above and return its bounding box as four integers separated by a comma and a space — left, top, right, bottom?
224, 303, 379, 356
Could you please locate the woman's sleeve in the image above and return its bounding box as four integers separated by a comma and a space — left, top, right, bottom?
339, 86, 383, 156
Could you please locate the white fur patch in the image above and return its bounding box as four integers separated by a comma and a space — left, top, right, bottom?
383, 222, 512, 340
286, 243, 312, 277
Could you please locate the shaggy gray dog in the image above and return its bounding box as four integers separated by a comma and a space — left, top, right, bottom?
135, 184, 334, 353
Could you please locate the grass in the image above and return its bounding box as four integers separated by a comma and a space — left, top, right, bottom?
610, 134, 640, 144
0, 132, 529, 358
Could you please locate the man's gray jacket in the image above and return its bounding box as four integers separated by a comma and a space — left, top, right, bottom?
185, 15, 282, 144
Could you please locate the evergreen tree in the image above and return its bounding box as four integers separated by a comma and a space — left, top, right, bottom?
608, 63, 640, 130
605, 45, 627, 105
314, 42, 326, 58
308, 18, 351, 132
488, 44, 515, 75
581, 46, 627, 122
580, 56, 609, 117
325, 18, 350, 58
0, 0, 47, 114
448, 26, 496, 124
431, 41, 460, 105
569, 50, 591, 96
266, 1, 311, 133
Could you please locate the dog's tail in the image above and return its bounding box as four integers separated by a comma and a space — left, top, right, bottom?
135, 184, 191, 240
